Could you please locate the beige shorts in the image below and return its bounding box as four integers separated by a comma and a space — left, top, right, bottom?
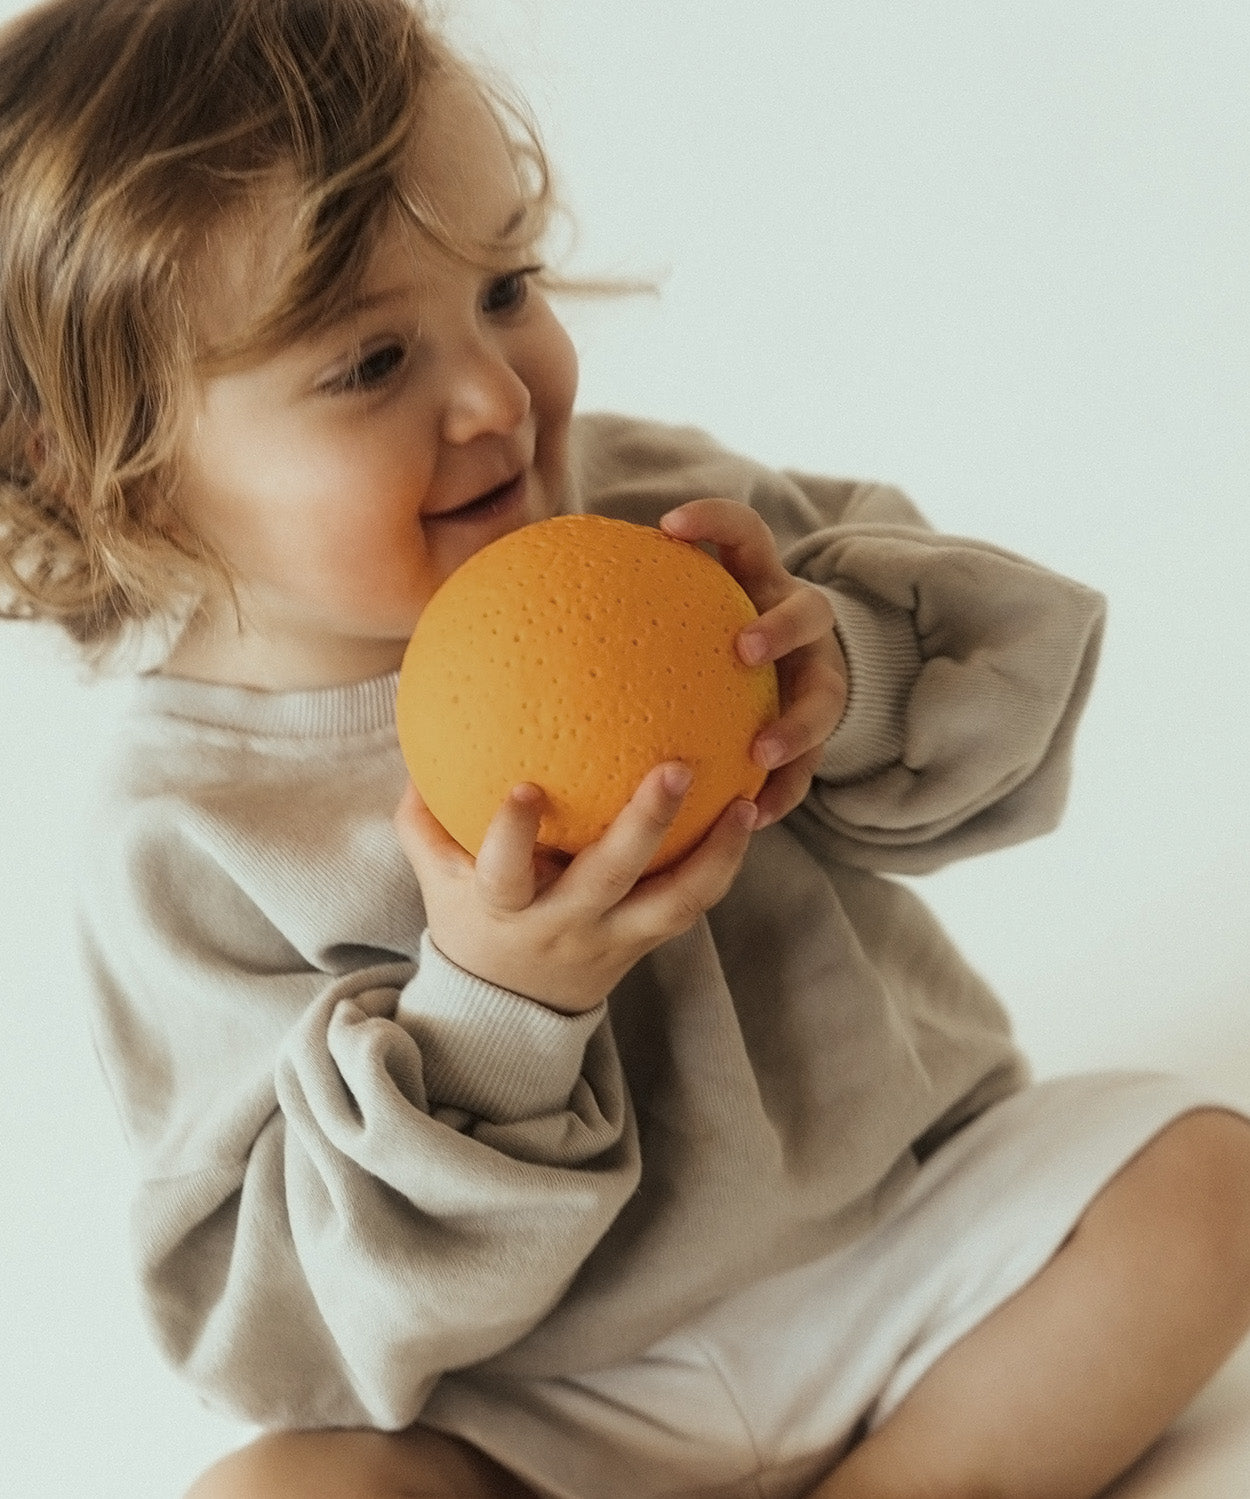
427, 1072, 1245, 1499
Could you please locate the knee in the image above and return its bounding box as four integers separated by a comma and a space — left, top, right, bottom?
1151, 1108, 1250, 1256
183, 1425, 524, 1499
183, 1432, 305, 1499
1091, 1107, 1250, 1304
184, 1431, 392, 1499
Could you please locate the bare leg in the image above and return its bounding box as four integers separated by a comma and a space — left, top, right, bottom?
184, 1423, 538, 1499
808, 1108, 1250, 1499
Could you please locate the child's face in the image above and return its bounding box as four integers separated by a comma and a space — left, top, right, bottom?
167, 77, 578, 690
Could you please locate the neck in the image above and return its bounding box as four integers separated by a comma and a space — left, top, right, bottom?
161, 609, 406, 692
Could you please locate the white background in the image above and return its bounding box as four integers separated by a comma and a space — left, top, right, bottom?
1, 2, 1247, 1494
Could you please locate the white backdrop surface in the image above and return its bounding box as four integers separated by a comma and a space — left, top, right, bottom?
1, 3, 1247, 1495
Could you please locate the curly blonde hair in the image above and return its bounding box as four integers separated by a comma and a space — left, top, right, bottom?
0, 0, 555, 653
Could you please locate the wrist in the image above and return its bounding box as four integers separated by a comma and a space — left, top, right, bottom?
395, 932, 608, 1120
817, 582, 920, 782
423, 927, 608, 1016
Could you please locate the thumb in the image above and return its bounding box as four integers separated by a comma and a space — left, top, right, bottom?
393, 782, 466, 873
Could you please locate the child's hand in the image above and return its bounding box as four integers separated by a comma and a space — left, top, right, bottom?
394, 769, 756, 1015
660, 499, 848, 828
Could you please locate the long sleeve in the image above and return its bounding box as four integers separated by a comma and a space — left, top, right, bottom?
780, 474, 1105, 872
81, 743, 639, 1430
571, 414, 1106, 874
79, 413, 1089, 1432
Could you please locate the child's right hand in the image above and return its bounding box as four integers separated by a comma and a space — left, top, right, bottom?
394, 767, 757, 1014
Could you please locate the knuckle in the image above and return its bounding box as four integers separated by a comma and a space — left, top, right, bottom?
597, 858, 640, 902
638, 781, 675, 820
555, 928, 604, 974
638, 786, 682, 834
740, 504, 769, 541
764, 767, 808, 818
663, 890, 709, 935
810, 655, 847, 704
660, 855, 744, 935
800, 743, 825, 775
806, 580, 837, 629
476, 876, 526, 913
643, 808, 678, 845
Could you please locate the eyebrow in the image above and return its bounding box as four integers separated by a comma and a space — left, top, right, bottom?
317, 285, 409, 336
498, 203, 529, 241
306, 202, 534, 337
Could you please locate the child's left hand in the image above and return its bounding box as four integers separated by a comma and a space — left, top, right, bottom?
660, 499, 848, 828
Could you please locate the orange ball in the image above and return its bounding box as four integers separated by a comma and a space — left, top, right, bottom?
396, 513, 780, 873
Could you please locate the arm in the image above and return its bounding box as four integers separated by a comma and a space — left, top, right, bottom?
780, 476, 1106, 872
81, 810, 639, 1431
654, 464, 1104, 876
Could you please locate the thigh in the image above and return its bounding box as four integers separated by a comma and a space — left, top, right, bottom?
807, 1108, 1250, 1499
184, 1424, 538, 1499
410, 1075, 1250, 1499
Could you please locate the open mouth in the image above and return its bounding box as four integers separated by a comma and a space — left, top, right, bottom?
427, 472, 526, 526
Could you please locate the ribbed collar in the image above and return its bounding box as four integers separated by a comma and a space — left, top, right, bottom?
128, 669, 401, 738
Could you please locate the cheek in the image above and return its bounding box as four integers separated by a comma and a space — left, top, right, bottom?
530, 310, 579, 439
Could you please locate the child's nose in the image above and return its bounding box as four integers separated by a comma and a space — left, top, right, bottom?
440, 341, 531, 445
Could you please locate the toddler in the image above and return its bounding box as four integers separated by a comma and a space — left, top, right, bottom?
2, 2, 1249, 1497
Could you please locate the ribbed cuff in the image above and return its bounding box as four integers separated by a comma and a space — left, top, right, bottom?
394, 932, 606, 1123
817, 584, 921, 783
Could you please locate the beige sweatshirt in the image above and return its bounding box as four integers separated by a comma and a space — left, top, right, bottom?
79, 414, 1105, 1431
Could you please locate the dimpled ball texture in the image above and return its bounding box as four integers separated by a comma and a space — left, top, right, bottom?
397, 513, 781, 873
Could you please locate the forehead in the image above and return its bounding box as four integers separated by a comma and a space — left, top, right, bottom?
192, 75, 526, 357
405, 73, 525, 239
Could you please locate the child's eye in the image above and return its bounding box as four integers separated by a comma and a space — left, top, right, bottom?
329, 341, 407, 394
482, 266, 542, 317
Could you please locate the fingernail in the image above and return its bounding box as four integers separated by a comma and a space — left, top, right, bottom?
736, 800, 758, 831
738, 632, 767, 665
755, 736, 784, 769
662, 763, 694, 796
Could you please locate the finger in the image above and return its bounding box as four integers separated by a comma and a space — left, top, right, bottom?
753, 750, 823, 828
532, 843, 573, 895
393, 783, 472, 872
753, 650, 848, 771
737, 582, 837, 666
565, 761, 694, 910
660, 499, 791, 610
474, 783, 546, 912
617, 797, 757, 940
